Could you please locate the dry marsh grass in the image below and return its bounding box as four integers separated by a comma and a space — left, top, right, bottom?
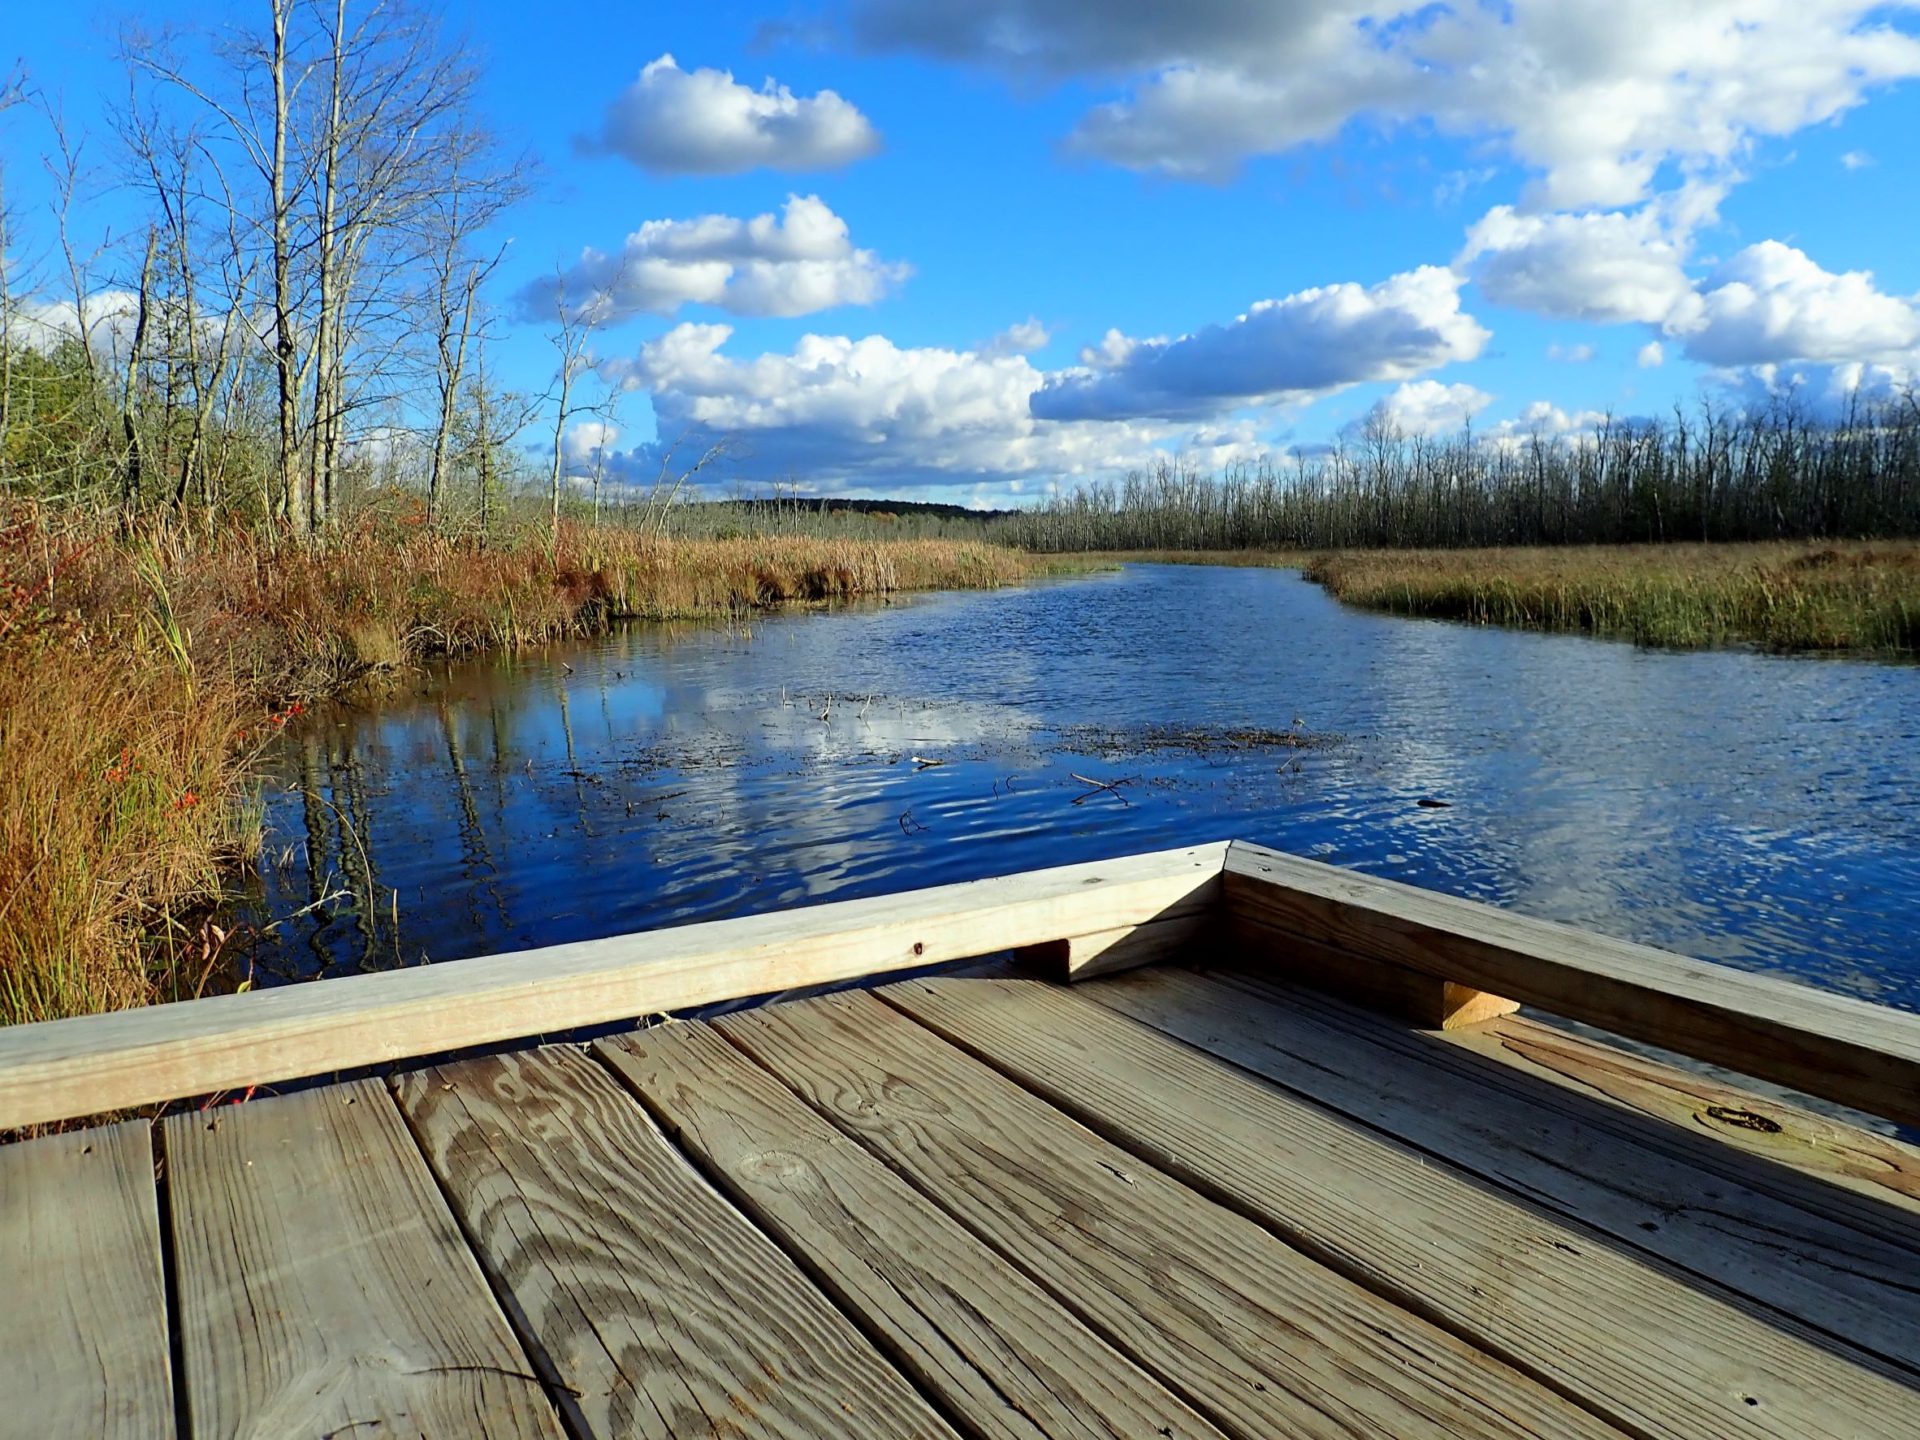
0, 505, 1045, 1028
1305, 541, 1920, 653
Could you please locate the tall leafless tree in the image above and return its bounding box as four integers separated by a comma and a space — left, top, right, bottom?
421, 128, 523, 531
540, 266, 613, 550
0, 67, 30, 459
128, 1, 510, 540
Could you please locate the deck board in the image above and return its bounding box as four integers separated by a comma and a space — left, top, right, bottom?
1226, 840, 1920, 1127
164, 1079, 562, 1439
1098, 967, 1920, 1368
0, 1119, 174, 1438
884, 972, 1920, 1440
395, 1044, 957, 1440
600, 1020, 1230, 1440
1444, 1007, 1920, 1210
717, 988, 1626, 1440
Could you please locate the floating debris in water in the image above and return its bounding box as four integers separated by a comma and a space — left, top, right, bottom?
1058, 722, 1342, 760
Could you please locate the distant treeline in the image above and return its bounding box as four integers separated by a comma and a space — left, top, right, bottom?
991, 399, 1920, 553
660, 494, 1018, 542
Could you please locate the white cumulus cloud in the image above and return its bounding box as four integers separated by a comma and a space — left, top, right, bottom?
979, 317, 1051, 357
9, 290, 141, 360
601, 321, 1264, 488
1355, 380, 1495, 437
1479, 400, 1620, 448
1461, 199, 1920, 385
1460, 205, 1695, 326
587, 55, 881, 175
840, 1, 1920, 209
1032, 267, 1488, 421
1719, 359, 1917, 414
1670, 241, 1920, 368
514, 196, 907, 325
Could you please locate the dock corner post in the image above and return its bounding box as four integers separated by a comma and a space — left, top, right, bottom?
1228, 918, 1519, 1030
1014, 915, 1218, 984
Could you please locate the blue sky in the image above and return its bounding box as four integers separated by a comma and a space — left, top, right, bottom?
7, 1, 1920, 504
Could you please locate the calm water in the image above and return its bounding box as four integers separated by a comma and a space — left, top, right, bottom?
242, 564, 1920, 1011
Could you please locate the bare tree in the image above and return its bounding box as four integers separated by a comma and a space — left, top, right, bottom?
0, 66, 30, 460
130, 1, 506, 542
638, 431, 731, 536
425, 232, 490, 528
460, 334, 535, 539
540, 266, 613, 550
118, 226, 156, 519
421, 129, 523, 530
266, 0, 310, 534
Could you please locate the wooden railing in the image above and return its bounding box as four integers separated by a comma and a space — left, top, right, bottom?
0, 844, 1226, 1129
4, 836, 1917, 1133
1224, 840, 1920, 1130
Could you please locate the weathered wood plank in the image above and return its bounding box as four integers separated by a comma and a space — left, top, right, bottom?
1447, 1010, 1920, 1211
0, 843, 1227, 1129
1228, 917, 1517, 1027
717, 989, 1626, 1440
1090, 965, 1920, 1375
395, 1045, 956, 1440
164, 1080, 562, 1439
1226, 840, 1920, 1127
599, 1020, 1229, 1440
886, 973, 1918, 1440
0, 1120, 173, 1438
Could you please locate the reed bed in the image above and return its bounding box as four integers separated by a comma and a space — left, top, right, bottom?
34, 514, 1042, 700
0, 504, 1043, 1028
1305, 541, 1920, 653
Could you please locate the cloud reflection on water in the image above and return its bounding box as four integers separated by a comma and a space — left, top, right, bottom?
243, 565, 1920, 1011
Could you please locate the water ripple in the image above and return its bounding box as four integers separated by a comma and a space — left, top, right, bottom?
241, 564, 1920, 1012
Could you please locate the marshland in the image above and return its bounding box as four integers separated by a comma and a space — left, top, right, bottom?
3, 6, 1920, 1041
10, 377, 1920, 1031
13, 11, 1920, 1440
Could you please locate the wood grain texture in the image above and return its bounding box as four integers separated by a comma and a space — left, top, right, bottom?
885, 973, 1919, 1440
599, 1020, 1228, 1440
1092, 965, 1920, 1376
164, 1079, 562, 1439
0, 1120, 173, 1438
1228, 917, 1517, 1027
1226, 840, 1920, 1126
1012, 914, 1210, 981
1449, 1011, 1920, 1212
0, 843, 1227, 1128
716, 989, 1626, 1440
395, 1044, 956, 1440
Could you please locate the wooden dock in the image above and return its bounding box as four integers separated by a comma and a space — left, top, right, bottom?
3, 840, 1919, 1438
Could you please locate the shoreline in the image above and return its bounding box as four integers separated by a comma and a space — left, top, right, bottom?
10, 525, 1917, 1035
1072, 541, 1920, 655
0, 516, 1059, 1030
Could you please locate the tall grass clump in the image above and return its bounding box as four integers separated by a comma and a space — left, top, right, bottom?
0, 500, 1044, 1026
114, 514, 1043, 698
1306, 541, 1920, 652
0, 511, 257, 1026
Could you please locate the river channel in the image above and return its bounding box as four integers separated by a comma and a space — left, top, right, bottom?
241, 563, 1920, 1012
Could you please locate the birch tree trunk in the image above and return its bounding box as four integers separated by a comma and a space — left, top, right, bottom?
269, 0, 306, 537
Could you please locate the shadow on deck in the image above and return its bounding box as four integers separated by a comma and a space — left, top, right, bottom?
4, 841, 1919, 1438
